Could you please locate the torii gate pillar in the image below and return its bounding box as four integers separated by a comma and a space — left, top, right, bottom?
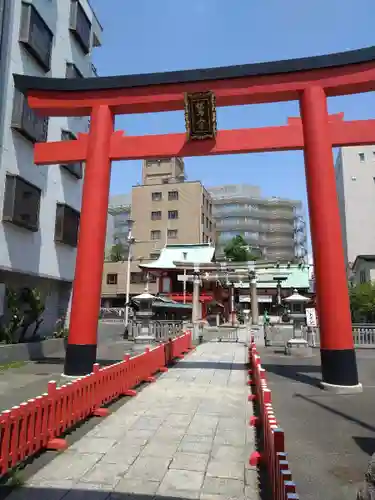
64, 105, 114, 377
300, 86, 361, 393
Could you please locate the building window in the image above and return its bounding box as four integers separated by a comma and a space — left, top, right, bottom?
106, 274, 117, 285
3, 175, 41, 232
66, 62, 83, 79
11, 89, 49, 143
168, 229, 178, 239
151, 230, 161, 240
201, 213, 204, 225
168, 210, 178, 220
206, 217, 209, 228
168, 190, 179, 201
152, 192, 162, 201
359, 152, 365, 162
19, 2, 53, 72
60, 130, 83, 178
151, 211, 162, 221
360, 270, 366, 284
55, 203, 80, 247
69, 0, 91, 54
149, 252, 160, 260
130, 272, 143, 284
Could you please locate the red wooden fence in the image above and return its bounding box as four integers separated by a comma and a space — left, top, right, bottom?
0, 331, 193, 477
248, 339, 299, 500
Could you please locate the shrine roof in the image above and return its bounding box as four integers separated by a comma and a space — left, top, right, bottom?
235, 267, 310, 290
140, 244, 215, 270
13, 46, 375, 93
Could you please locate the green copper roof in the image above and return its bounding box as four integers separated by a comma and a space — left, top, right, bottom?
236, 267, 310, 289
141, 244, 215, 270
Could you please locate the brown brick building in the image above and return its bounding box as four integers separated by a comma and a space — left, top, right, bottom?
101, 158, 216, 306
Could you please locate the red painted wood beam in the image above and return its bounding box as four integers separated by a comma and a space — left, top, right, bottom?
35, 133, 88, 165
109, 124, 304, 160
330, 119, 375, 147
27, 62, 375, 116
34, 119, 375, 165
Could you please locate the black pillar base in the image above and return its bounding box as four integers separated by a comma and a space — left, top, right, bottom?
64, 343, 97, 377
320, 348, 359, 386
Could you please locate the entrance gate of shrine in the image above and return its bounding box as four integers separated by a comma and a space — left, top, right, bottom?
15, 45, 375, 391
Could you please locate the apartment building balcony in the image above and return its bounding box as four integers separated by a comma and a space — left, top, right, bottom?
260, 236, 295, 247
217, 234, 295, 252
254, 198, 302, 209
214, 207, 296, 220
216, 219, 295, 233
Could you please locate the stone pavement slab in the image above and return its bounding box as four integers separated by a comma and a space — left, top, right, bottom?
5, 342, 259, 500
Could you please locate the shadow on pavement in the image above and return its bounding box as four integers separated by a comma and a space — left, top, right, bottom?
294, 393, 375, 433
34, 357, 124, 367
0, 485, 215, 500
353, 436, 375, 456
261, 361, 322, 388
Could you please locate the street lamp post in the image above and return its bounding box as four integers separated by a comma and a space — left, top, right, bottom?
124, 220, 135, 330
230, 283, 235, 326
250, 276, 259, 325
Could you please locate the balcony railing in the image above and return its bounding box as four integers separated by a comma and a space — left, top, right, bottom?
19, 2, 53, 72
216, 219, 295, 234
70, 0, 91, 54
11, 89, 49, 143
214, 207, 296, 220
66, 62, 83, 79
60, 130, 83, 178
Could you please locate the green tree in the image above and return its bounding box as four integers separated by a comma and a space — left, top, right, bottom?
0, 290, 24, 344
109, 242, 127, 262
18, 288, 45, 341
349, 281, 375, 322
224, 235, 260, 262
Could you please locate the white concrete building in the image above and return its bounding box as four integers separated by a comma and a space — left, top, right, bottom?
209, 184, 307, 262
106, 194, 132, 254
0, 0, 102, 335
351, 255, 375, 286
335, 145, 375, 268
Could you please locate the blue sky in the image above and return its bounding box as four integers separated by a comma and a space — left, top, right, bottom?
89, 0, 375, 237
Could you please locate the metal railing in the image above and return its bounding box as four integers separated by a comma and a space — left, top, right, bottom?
130, 320, 184, 342
264, 323, 375, 348
99, 307, 125, 322
301, 324, 375, 347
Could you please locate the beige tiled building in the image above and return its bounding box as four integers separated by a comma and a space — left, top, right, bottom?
101, 157, 216, 306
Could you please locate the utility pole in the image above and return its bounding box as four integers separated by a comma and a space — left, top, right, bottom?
124, 222, 135, 329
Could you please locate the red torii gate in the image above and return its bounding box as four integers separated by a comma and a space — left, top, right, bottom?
14, 45, 375, 392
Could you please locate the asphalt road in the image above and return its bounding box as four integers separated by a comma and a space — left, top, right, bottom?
258, 347, 375, 500
0, 322, 137, 412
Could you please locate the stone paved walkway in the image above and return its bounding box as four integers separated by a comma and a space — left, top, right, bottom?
7, 342, 258, 500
